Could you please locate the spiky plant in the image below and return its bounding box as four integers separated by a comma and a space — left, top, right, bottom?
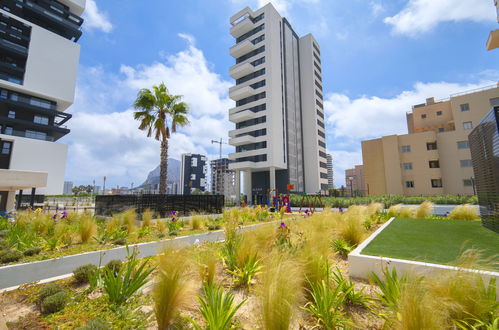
448, 204, 480, 220
415, 201, 434, 218
142, 209, 153, 228
122, 209, 137, 234
78, 213, 97, 243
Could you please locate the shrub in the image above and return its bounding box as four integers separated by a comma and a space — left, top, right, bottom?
38, 283, 64, 303
73, 264, 98, 284
331, 268, 369, 307
448, 204, 479, 220
196, 248, 218, 286
23, 246, 42, 256
41, 291, 68, 314
113, 238, 126, 245
77, 318, 110, 330
415, 201, 434, 218
332, 239, 353, 257
106, 215, 122, 234
387, 204, 402, 217
156, 219, 167, 234
227, 253, 262, 288
78, 214, 97, 243
141, 209, 153, 228
337, 212, 367, 247
0, 249, 23, 263
370, 267, 409, 313
105, 259, 122, 274
190, 215, 203, 230
187, 284, 246, 329
102, 250, 155, 305
154, 249, 193, 330
207, 223, 221, 231
367, 202, 384, 217
122, 209, 137, 234
399, 206, 416, 218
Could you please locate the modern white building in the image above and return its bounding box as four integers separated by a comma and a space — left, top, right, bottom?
228, 3, 328, 204
0, 0, 85, 211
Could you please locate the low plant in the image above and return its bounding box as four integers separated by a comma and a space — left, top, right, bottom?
78, 213, 97, 243
399, 206, 416, 218
154, 249, 193, 330
156, 219, 167, 234
190, 214, 203, 230
38, 283, 64, 303
370, 267, 408, 313
387, 204, 402, 217
73, 264, 98, 284
41, 291, 68, 314
102, 249, 155, 305
448, 204, 479, 220
302, 279, 351, 329
23, 246, 41, 256
122, 209, 137, 234
187, 283, 246, 330
0, 249, 23, 263
196, 247, 218, 286
331, 267, 369, 307
167, 218, 180, 234
77, 318, 110, 330
105, 259, 122, 274
228, 253, 262, 288
415, 201, 434, 218
141, 209, 153, 228
337, 214, 366, 247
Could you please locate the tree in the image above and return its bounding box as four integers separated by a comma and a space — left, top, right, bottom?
133, 82, 189, 194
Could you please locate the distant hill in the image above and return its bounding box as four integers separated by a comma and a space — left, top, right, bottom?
139, 158, 181, 187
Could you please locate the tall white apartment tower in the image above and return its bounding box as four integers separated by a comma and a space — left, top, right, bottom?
228, 3, 328, 204
0, 0, 85, 211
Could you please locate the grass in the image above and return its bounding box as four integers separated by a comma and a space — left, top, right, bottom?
362, 218, 499, 271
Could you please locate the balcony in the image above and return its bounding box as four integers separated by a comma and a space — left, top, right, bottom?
229, 134, 266, 146
230, 16, 254, 38
486, 29, 499, 51
0, 169, 47, 190
229, 122, 266, 138
228, 148, 268, 160
229, 109, 264, 123
229, 85, 256, 101
230, 39, 256, 58
229, 62, 255, 79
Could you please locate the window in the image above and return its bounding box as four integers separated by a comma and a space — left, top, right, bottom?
405, 181, 414, 188
34, 115, 49, 125
429, 160, 440, 168
460, 159, 472, 167
7, 110, 15, 118
457, 141, 469, 149
4, 126, 12, 135
489, 98, 499, 107
403, 163, 413, 170
426, 142, 437, 150
401, 145, 411, 153
1, 141, 11, 154
438, 127, 445, 132
25, 130, 47, 140
463, 179, 473, 187
190, 174, 196, 180
431, 179, 443, 188
191, 158, 198, 167
463, 121, 473, 130
421, 114, 427, 119
460, 103, 470, 112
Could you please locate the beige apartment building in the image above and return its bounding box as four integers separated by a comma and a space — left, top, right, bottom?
345, 165, 366, 196
486, 0, 499, 50
362, 84, 499, 196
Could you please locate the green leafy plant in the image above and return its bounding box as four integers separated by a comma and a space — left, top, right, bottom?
331, 267, 369, 307
370, 267, 408, 313
41, 291, 68, 314
38, 283, 64, 303
187, 284, 246, 330
23, 246, 41, 256
332, 239, 353, 257
102, 250, 155, 305
73, 264, 98, 284
0, 249, 23, 263
227, 253, 262, 288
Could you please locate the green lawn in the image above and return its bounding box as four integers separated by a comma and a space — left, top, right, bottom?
361, 218, 499, 271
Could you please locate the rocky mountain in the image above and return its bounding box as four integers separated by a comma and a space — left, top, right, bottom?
140, 158, 181, 187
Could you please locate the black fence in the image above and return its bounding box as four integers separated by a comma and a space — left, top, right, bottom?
469, 106, 499, 233
95, 194, 225, 216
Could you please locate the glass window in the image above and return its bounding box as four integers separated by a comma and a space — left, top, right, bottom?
426, 142, 437, 150
436, 111, 442, 116
431, 179, 443, 188
25, 130, 47, 140
1, 141, 11, 154
7, 110, 15, 118
438, 127, 445, 132
405, 181, 414, 188
490, 98, 499, 107
460, 159, 472, 167
463, 121, 473, 130
4, 126, 12, 135
401, 145, 411, 153
460, 103, 470, 112
0, 90, 7, 99
457, 141, 469, 149
429, 160, 440, 168
421, 114, 427, 119
403, 163, 413, 170
463, 179, 473, 187
34, 115, 49, 125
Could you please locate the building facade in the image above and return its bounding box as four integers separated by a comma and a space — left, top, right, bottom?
180, 153, 207, 195
362, 84, 499, 196
345, 165, 366, 196
210, 158, 236, 198
228, 3, 328, 204
326, 153, 334, 189
0, 0, 85, 210
63, 181, 73, 195
486, 0, 499, 50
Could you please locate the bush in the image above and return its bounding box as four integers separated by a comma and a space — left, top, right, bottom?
77, 319, 110, 330
141, 209, 153, 228
73, 264, 98, 284
78, 214, 97, 243
41, 291, 68, 314
23, 246, 42, 256
448, 204, 479, 220
0, 249, 23, 263
207, 224, 221, 231
105, 259, 122, 273
416, 201, 434, 218
399, 206, 416, 218
113, 238, 127, 245
332, 239, 353, 257
38, 283, 64, 303
190, 215, 203, 230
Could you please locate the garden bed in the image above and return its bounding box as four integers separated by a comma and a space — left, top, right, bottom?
361, 218, 499, 271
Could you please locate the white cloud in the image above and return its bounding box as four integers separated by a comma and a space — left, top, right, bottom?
83, 0, 113, 33
369, 1, 384, 18
325, 79, 496, 186
384, 0, 496, 36
64, 34, 233, 187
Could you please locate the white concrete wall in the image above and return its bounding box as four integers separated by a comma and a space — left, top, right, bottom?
0, 9, 81, 111
1, 134, 68, 195
59, 0, 86, 16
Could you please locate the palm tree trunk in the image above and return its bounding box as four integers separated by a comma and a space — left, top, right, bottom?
159, 138, 168, 194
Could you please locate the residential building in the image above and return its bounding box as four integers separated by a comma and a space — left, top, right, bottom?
63, 181, 73, 195
486, 0, 499, 50
326, 153, 334, 189
93, 185, 101, 195
469, 105, 499, 232
180, 153, 208, 195
210, 158, 236, 198
0, 0, 85, 211
362, 84, 499, 196
228, 3, 328, 204
345, 165, 366, 196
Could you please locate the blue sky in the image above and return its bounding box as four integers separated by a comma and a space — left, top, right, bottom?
62, 0, 499, 189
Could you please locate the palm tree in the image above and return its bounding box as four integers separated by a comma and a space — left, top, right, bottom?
133, 82, 189, 194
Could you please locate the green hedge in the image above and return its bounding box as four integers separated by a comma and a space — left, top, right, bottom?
289, 194, 477, 208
